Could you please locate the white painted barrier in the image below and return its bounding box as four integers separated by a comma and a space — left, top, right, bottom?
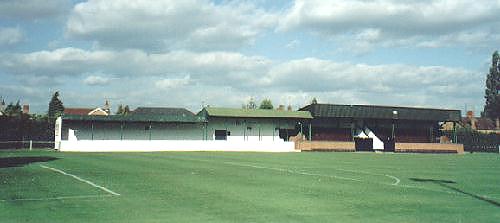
58, 140, 296, 152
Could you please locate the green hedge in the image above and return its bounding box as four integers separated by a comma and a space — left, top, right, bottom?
0, 115, 54, 149
443, 128, 500, 153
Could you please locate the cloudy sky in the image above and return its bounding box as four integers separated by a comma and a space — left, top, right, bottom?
0, 0, 498, 114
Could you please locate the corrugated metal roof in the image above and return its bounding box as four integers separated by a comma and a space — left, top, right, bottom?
62, 113, 206, 123
201, 107, 312, 119
300, 104, 461, 121
131, 107, 195, 116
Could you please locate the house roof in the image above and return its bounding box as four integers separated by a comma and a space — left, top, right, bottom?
462, 117, 498, 130
131, 107, 195, 116
200, 107, 313, 119
64, 108, 94, 115
300, 104, 461, 121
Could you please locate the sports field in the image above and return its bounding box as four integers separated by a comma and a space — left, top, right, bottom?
1, 150, 499, 222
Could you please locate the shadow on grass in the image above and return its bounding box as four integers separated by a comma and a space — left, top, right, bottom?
0, 156, 59, 168
410, 178, 500, 208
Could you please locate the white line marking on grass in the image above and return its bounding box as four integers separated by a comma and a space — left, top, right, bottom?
161, 155, 499, 198
39, 165, 120, 196
385, 174, 401, 185
223, 161, 363, 182
0, 194, 115, 202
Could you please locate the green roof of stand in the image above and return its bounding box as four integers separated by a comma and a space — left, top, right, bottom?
300, 104, 461, 121
201, 107, 312, 119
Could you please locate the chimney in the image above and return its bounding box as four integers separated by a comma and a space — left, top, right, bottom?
22, 104, 29, 114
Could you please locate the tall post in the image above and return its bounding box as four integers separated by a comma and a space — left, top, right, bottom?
391, 123, 395, 139
350, 119, 355, 141
91, 121, 94, 141
258, 125, 261, 141
120, 122, 124, 140
149, 122, 152, 141
308, 122, 312, 141
299, 122, 303, 139
453, 122, 457, 143
243, 120, 246, 141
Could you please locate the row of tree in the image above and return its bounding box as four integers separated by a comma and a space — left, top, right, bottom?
241, 97, 318, 110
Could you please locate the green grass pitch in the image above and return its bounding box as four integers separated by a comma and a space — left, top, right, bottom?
1, 150, 499, 222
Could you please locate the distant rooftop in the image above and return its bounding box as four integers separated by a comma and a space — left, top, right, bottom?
64, 108, 94, 116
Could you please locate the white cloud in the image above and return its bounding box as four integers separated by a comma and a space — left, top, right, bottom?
0, 0, 70, 21
0, 47, 483, 112
278, 0, 500, 50
66, 0, 278, 51
83, 75, 111, 86
285, 39, 301, 49
0, 27, 23, 46
155, 75, 191, 89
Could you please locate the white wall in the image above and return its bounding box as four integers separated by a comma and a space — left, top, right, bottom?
62, 121, 205, 141
207, 117, 297, 142
58, 140, 296, 152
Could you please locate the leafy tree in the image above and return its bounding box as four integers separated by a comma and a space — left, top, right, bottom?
245, 98, 257, 109
483, 51, 500, 120
0, 97, 5, 113
124, 105, 130, 115
48, 91, 64, 119
259, 99, 274, 109
116, 104, 124, 115
4, 100, 22, 116
116, 104, 131, 115
311, 97, 318, 104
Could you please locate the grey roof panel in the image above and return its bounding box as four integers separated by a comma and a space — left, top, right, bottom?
300, 104, 461, 121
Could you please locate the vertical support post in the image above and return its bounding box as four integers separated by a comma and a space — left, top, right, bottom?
258, 125, 261, 141
120, 122, 124, 140
273, 127, 275, 141
453, 122, 457, 143
391, 121, 395, 140
300, 122, 303, 138
149, 122, 152, 141
308, 122, 312, 141
350, 119, 355, 141
243, 120, 246, 141
29, 140, 32, 151
91, 121, 94, 141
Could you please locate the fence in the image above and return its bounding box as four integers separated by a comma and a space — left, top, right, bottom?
0, 115, 54, 150
0, 141, 55, 150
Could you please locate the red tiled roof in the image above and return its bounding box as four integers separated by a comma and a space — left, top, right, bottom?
64, 108, 93, 115
461, 117, 497, 130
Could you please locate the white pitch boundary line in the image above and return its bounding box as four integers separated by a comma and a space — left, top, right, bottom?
161, 155, 500, 200
384, 174, 401, 186
0, 194, 115, 202
40, 165, 120, 196
223, 161, 363, 182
